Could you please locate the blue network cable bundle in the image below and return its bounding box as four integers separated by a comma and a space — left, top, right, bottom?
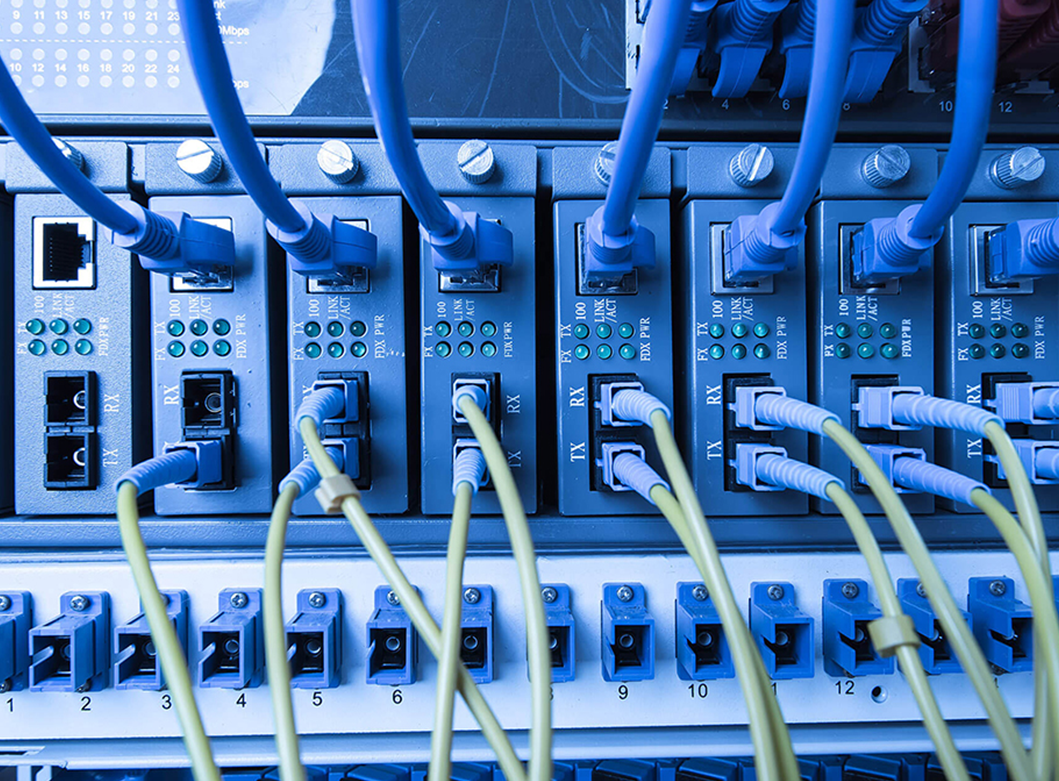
2, 2, 1059, 781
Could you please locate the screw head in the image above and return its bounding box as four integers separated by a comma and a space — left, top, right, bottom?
916, 582, 926, 598
767, 584, 785, 601
691, 585, 709, 602
541, 587, 558, 604
69, 595, 89, 612
317, 139, 360, 184
990, 146, 1045, 190
862, 145, 911, 189
457, 139, 496, 184
0, 596, 10, 612
616, 585, 634, 602
229, 592, 249, 609
308, 592, 327, 609
463, 587, 481, 605
0, 680, 10, 693
594, 141, 620, 186
386, 590, 400, 606
989, 580, 1007, 597
54, 138, 84, 171
729, 143, 774, 188
176, 139, 223, 183
841, 582, 860, 600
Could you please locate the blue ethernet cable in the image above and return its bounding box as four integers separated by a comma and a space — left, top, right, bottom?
0, 57, 234, 280
725, 0, 854, 282
989, 212, 1059, 280
176, 0, 376, 278
582, 0, 693, 283
854, 0, 999, 283
351, 0, 512, 274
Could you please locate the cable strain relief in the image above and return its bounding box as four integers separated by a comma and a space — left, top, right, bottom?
106, 202, 181, 261
753, 393, 838, 434
791, 0, 816, 40
453, 384, 489, 417
453, 446, 488, 496
891, 393, 1003, 435
267, 200, 332, 265
279, 447, 345, 497
892, 456, 989, 506
423, 201, 475, 266
1036, 448, 1059, 481
612, 453, 670, 504
878, 204, 939, 267
1025, 217, 1059, 268
295, 386, 346, 429
1033, 387, 1059, 419
857, 0, 925, 45
755, 453, 842, 500
117, 450, 199, 495
729, 201, 805, 277
728, 0, 787, 40
611, 389, 672, 427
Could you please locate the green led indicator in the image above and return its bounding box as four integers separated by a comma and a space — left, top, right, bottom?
481, 341, 497, 357
214, 340, 231, 357
167, 341, 185, 357
1011, 322, 1030, 339
73, 318, 92, 335
990, 343, 1006, 358
167, 320, 185, 337
731, 344, 747, 360
351, 341, 368, 358
1012, 343, 1030, 359
213, 319, 231, 336
619, 344, 636, 360
436, 341, 451, 358
26, 319, 45, 335
49, 318, 69, 335
856, 323, 873, 339
351, 320, 368, 337
458, 342, 474, 357
618, 322, 635, 339
458, 321, 475, 337
305, 342, 322, 359
708, 323, 725, 339
879, 322, 897, 339
857, 343, 875, 359
708, 344, 725, 360
190, 319, 208, 336
52, 339, 69, 356
327, 342, 345, 358
835, 343, 851, 359
304, 321, 322, 338
753, 344, 770, 360
327, 321, 345, 338
968, 323, 985, 339
731, 323, 749, 338
834, 322, 852, 339
752, 322, 770, 338
190, 340, 208, 357
28, 339, 46, 356
74, 339, 93, 355
597, 344, 613, 360
880, 343, 899, 359
969, 344, 985, 359
596, 323, 612, 339
989, 323, 1007, 339
574, 344, 590, 360
434, 321, 452, 338
481, 321, 497, 337
573, 324, 590, 339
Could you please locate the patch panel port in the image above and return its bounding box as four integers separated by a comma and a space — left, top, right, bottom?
32, 216, 95, 290
44, 432, 97, 489
181, 371, 236, 433
601, 583, 654, 682
366, 586, 418, 686
44, 371, 96, 428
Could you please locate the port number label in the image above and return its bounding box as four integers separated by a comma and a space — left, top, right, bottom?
312, 691, 323, 707
80, 695, 91, 711
617, 685, 629, 700
161, 694, 172, 710
235, 693, 247, 708
835, 680, 855, 696
392, 689, 403, 705
688, 683, 709, 699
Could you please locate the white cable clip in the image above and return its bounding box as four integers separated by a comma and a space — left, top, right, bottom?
314, 473, 360, 515
867, 614, 920, 658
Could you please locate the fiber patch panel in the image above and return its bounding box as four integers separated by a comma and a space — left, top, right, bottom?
0, 549, 1040, 743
